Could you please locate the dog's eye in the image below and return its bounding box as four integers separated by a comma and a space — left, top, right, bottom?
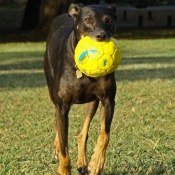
85, 18, 90, 21
85, 18, 93, 23
105, 18, 113, 24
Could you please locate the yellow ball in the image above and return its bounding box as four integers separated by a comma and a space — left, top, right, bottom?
74, 36, 121, 78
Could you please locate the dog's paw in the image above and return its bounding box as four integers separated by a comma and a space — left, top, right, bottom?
88, 150, 105, 175
77, 166, 90, 175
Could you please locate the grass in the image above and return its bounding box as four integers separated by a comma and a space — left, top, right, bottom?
0, 36, 175, 175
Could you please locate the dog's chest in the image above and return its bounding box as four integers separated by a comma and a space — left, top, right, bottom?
60, 77, 97, 104
59, 74, 112, 104
73, 86, 96, 104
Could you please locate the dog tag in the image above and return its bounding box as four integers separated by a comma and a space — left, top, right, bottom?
76, 70, 82, 78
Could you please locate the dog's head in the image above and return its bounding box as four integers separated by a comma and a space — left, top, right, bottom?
68, 3, 117, 42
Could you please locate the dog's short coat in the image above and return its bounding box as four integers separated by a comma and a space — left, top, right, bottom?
44, 3, 117, 175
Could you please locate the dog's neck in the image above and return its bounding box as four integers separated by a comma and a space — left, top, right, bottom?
68, 31, 78, 57
67, 31, 80, 72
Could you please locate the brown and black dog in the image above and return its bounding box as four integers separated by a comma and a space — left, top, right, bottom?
44, 3, 117, 175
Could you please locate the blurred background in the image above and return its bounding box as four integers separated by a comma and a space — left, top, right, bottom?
0, 0, 175, 41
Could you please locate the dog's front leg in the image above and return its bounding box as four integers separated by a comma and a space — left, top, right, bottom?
54, 104, 71, 175
77, 100, 99, 175
88, 98, 115, 175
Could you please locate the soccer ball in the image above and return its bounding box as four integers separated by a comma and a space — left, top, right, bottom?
74, 36, 121, 78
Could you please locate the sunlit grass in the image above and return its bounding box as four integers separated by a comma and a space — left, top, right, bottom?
0, 38, 175, 174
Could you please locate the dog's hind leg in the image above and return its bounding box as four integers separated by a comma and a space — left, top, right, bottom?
77, 99, 99, 175
88, 97, 115, 175
54, 104, 71, 175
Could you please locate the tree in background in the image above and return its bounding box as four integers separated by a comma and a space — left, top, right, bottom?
21, 0, 41, 31
22, 0, 76, 39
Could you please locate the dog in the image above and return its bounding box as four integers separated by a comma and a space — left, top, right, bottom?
44, 3, 117, 175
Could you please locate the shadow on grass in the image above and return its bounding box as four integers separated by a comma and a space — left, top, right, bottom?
0, 72, 46, 88
0, 51, 44, 60
0, 53, 174, 88
0, 51, 46, 88
115, 55, 175, 81
0, 51, 44, 70
120, 56, 175, 65
115, 66, 175, 82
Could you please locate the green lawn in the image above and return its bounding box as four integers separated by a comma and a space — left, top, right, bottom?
0, 38, 175, 175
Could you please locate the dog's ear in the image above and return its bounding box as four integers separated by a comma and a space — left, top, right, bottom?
106, 4, 116, 13
68, 3, 84, 19
106, 4, 117, 20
